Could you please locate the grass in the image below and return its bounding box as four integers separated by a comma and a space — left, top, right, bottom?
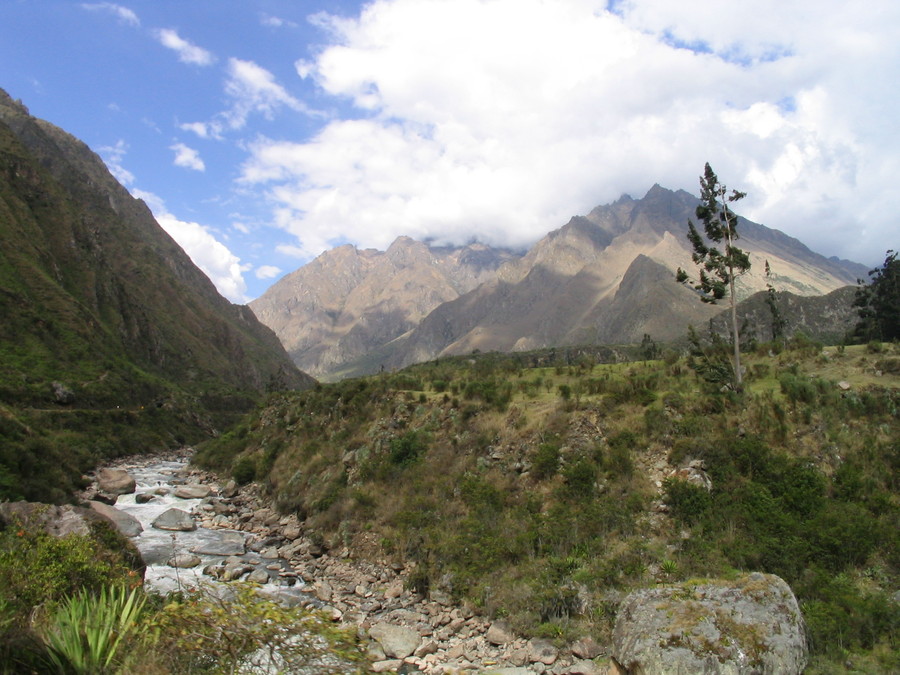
192, 340, 899, 670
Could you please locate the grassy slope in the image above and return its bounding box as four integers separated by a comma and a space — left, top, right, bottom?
196, 339, 899, 672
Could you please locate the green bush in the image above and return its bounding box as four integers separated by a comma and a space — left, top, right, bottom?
389, 430, 427, 467
0, 522, 137, 615
231, 455, 257, 484
532, 442, 560, 480
144, 584, 366, 673
663, 478, 712, 525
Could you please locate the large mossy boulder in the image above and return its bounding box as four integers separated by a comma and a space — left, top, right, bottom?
611, 573, 808, 675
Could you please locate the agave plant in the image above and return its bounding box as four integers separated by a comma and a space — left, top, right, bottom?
42, 585, 146, 674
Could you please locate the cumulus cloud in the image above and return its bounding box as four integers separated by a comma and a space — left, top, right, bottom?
80, 3, 139, 26
237, 0, 898, 266
170, 142, 205, 171
183, 58, 317, 139
132, 190, 250, 303
154, 28, 215, 66
255, 265, 282, 280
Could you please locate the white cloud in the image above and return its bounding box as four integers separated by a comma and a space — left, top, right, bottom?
154, 28, 215, 66
255, 265, 282, 280
132, 190, 250, 303
170, 142, 205, 171
80, 3, 139, 26
178, 121, 213, 139
261, 14, 297, 29
236, 0, 898, 266
183, 58, 317, 139
98, 139, 135, 185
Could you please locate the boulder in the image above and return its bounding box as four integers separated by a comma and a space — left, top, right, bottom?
527, 638, 558, 665
1, 501, 98, 537
486, 620, 516, 645
152, 508, 196, 531
51, 381, 75, 404
88, 501, 143, 537
97, 468, 136, 495
571, 636, 602, 660
135, 492, 156, 504
174, 485, 212, 499
191, 531, 245, 556
247, 568, 270, 584
611, 573, 808, 675
368, 622, 421, 659
168, 554, 202, 568
567, 660, 603, 675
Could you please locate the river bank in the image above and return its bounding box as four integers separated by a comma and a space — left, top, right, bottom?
83, 449, 607, 675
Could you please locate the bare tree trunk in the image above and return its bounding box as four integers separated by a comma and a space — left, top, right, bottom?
724, 207, 743, 389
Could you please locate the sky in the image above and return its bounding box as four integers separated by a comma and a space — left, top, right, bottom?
1, 1, 898, 303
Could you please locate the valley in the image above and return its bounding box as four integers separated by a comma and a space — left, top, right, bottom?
0, 86, 896, 674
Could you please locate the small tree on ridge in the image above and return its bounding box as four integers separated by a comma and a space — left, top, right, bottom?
677, 163, 751, 389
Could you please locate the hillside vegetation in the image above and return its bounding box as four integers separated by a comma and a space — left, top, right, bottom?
196, 338, 899, 672
0, 90, 312, 502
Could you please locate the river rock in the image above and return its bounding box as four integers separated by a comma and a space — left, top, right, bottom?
174, 484, 212, 499
88, 501, 143, 537
611, 573, 808, 675
571, 636, 602, 660
566, 660, 603, 675
486, 620, 516, 645
247, 568, 270, 584
221, 479, 239, 498
191, 531, 245, 556
168, 554, 202, 568
97, 468, 136, 495
527, 638, 558, 665
152, 508, 196, 531
368, 622, 421, 659
135, 492, 156, 504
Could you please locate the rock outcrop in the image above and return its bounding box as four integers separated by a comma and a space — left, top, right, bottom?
611, 573, 808, 675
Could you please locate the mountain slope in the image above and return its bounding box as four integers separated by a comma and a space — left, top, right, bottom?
0, 89, 313, 501
256, 183, 864, 380
249, 237, 519, 379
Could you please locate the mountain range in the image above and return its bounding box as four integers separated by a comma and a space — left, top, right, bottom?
251, 186, 866, 380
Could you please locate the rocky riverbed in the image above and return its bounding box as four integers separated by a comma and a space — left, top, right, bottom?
83, 449, 608, 675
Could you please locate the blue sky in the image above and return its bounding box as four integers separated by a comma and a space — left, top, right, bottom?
2, 1, 898, 302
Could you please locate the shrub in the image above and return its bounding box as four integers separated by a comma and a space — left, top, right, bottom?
42, 585, 146, 675
389, 430, 427, 467
144, 584, 366, 673
231, 455, 257, 484
532, 442, 560, 480
0, 521, 137, 616
663, 478, 711, 525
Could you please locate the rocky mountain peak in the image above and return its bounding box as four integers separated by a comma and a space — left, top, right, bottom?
254, 184, 866, 380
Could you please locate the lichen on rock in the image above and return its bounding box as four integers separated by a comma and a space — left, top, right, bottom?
611, 572, 808, 674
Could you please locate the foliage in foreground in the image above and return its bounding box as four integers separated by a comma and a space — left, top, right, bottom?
42, 586, 146, 675
144, 584, 366, 674
197, 340, 899, 671
0, 517, 366, 673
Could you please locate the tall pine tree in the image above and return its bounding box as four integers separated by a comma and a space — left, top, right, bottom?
677, 163, 751, 389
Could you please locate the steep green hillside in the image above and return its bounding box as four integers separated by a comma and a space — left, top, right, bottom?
0, 90, 313, 501
197, 340, 899, 672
